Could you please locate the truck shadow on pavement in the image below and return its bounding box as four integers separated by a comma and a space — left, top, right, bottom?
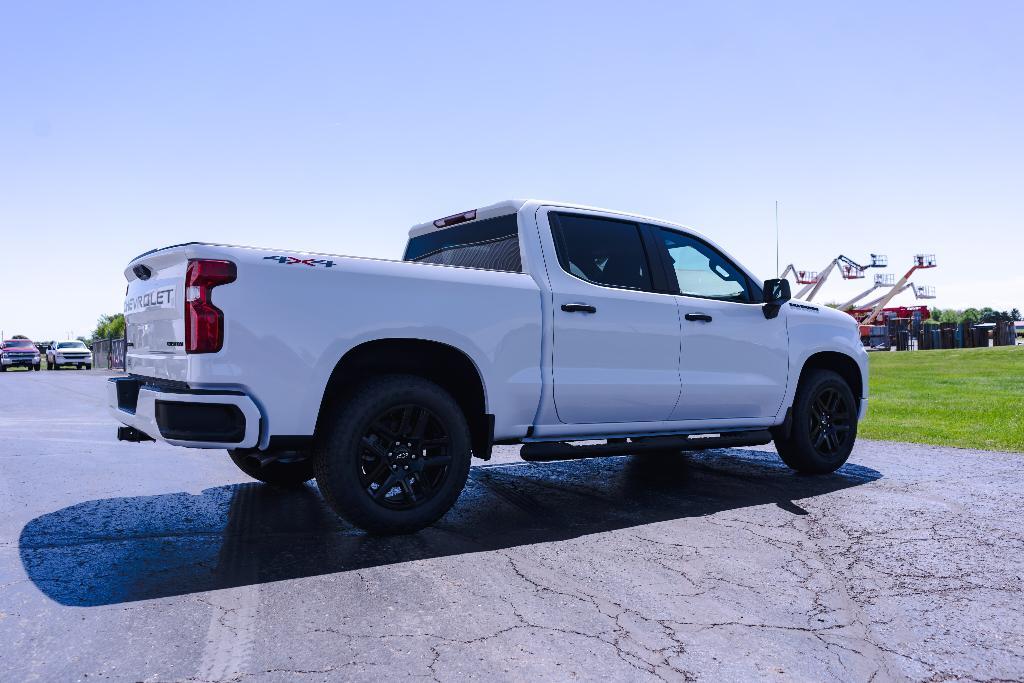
19, 448, 880, 607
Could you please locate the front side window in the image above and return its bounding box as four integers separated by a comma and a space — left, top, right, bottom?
657, 228, 752, 303
404, 214, 521, 272
550, 213, 652, 291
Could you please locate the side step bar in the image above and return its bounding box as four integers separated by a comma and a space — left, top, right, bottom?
520, 430, 773, 462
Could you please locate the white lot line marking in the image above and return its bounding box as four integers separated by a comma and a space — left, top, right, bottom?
193, 485, 260, 682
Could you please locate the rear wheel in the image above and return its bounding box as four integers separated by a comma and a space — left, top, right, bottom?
314, 375, 472, 535
228, 449, 315, 487
774, 369, 857, 474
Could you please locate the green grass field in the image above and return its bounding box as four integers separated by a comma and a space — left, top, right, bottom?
860, 345, 1024, 452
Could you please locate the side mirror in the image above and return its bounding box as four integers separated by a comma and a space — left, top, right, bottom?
762, 278, 791, 319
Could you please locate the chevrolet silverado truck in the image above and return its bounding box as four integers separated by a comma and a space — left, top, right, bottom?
110, 200, 868, 534
1, 338, 41, 371
47, 340, 93, 370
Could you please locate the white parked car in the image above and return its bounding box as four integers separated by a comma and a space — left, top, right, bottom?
110, 200, 869, 534
47, 340, 93, 370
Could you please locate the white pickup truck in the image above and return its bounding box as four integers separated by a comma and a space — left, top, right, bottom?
110, 199, 868, 534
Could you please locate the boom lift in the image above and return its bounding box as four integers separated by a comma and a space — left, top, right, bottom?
860, 254, 937, 325
795, 254, 887, 301
839, 273, 897, 311
850, 254, 937, 326
779, 264, 819, 286
856, 282, 936, 314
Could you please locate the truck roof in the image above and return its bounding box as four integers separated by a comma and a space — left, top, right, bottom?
408, 199, 706, 239
408, 200, 528, 238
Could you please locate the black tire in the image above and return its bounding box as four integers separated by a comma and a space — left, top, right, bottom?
51, 361, 59, 370
314, 375, 472, 535
33, 364, 40, 371
85, 365, 92, 370
228, 449, 315, 487
0, 366, 5, 372
774, 369, 857, 474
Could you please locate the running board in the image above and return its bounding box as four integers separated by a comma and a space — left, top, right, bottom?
519, 430, 773, 462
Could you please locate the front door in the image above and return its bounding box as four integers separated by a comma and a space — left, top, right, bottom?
648, 226, 790, 420
546, 211, 681, 424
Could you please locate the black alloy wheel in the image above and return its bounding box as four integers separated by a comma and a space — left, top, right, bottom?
774, 368, 858, 474
357, 404, 453, 510
314, 375, 473, 535
808, 386, 853, 457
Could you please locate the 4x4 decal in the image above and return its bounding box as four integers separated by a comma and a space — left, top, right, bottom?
263, 256, 335, 268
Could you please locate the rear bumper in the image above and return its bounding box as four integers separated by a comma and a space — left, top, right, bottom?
107, 376, 261, 449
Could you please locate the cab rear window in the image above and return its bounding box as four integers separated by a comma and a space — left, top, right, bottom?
404, 214, 521, 272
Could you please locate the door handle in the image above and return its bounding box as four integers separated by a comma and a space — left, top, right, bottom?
685, 312, 713, 322
561, 303, 597, 314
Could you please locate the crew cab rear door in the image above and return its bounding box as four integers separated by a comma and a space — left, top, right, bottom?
646, 225, 789, 420
541, 209, 681, 424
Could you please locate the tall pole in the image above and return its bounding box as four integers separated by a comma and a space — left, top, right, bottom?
775, 201, 780, 277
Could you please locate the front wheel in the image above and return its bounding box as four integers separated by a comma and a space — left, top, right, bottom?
33, 364, 40, 371
314, 375, 472, 535
774, 369, 858, 474
228, 449, 315, 487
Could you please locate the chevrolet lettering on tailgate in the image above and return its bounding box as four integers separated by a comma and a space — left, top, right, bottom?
124, 286, 175, 314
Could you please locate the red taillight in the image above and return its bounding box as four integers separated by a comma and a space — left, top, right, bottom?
185, 259, 236, 354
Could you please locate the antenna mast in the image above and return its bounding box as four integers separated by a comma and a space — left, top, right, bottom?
775, 201, 780, 277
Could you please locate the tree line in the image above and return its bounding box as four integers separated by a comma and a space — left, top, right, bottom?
928, 307, 1021, 324
90, 313, 125, 341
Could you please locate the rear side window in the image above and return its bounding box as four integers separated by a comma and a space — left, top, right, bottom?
549, 213, 653, 291
404, 214, 521, 272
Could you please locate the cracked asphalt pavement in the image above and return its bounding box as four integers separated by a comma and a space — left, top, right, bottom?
1, 371, 1022, 681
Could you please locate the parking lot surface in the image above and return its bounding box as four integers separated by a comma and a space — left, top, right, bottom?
1, 371, 1022, 681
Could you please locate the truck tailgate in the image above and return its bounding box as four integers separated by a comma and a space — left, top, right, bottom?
123, 248, 188, 381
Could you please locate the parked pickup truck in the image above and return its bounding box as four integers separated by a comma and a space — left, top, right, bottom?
110, 200, 868, 534
47, 340, 93, 370
1, 338, 41, 371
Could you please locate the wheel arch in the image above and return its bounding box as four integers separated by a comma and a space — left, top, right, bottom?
797, 351, 863, 403
316, 338, 493, 459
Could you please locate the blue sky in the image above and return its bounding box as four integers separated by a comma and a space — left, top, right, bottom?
2, 1, 1022, 340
